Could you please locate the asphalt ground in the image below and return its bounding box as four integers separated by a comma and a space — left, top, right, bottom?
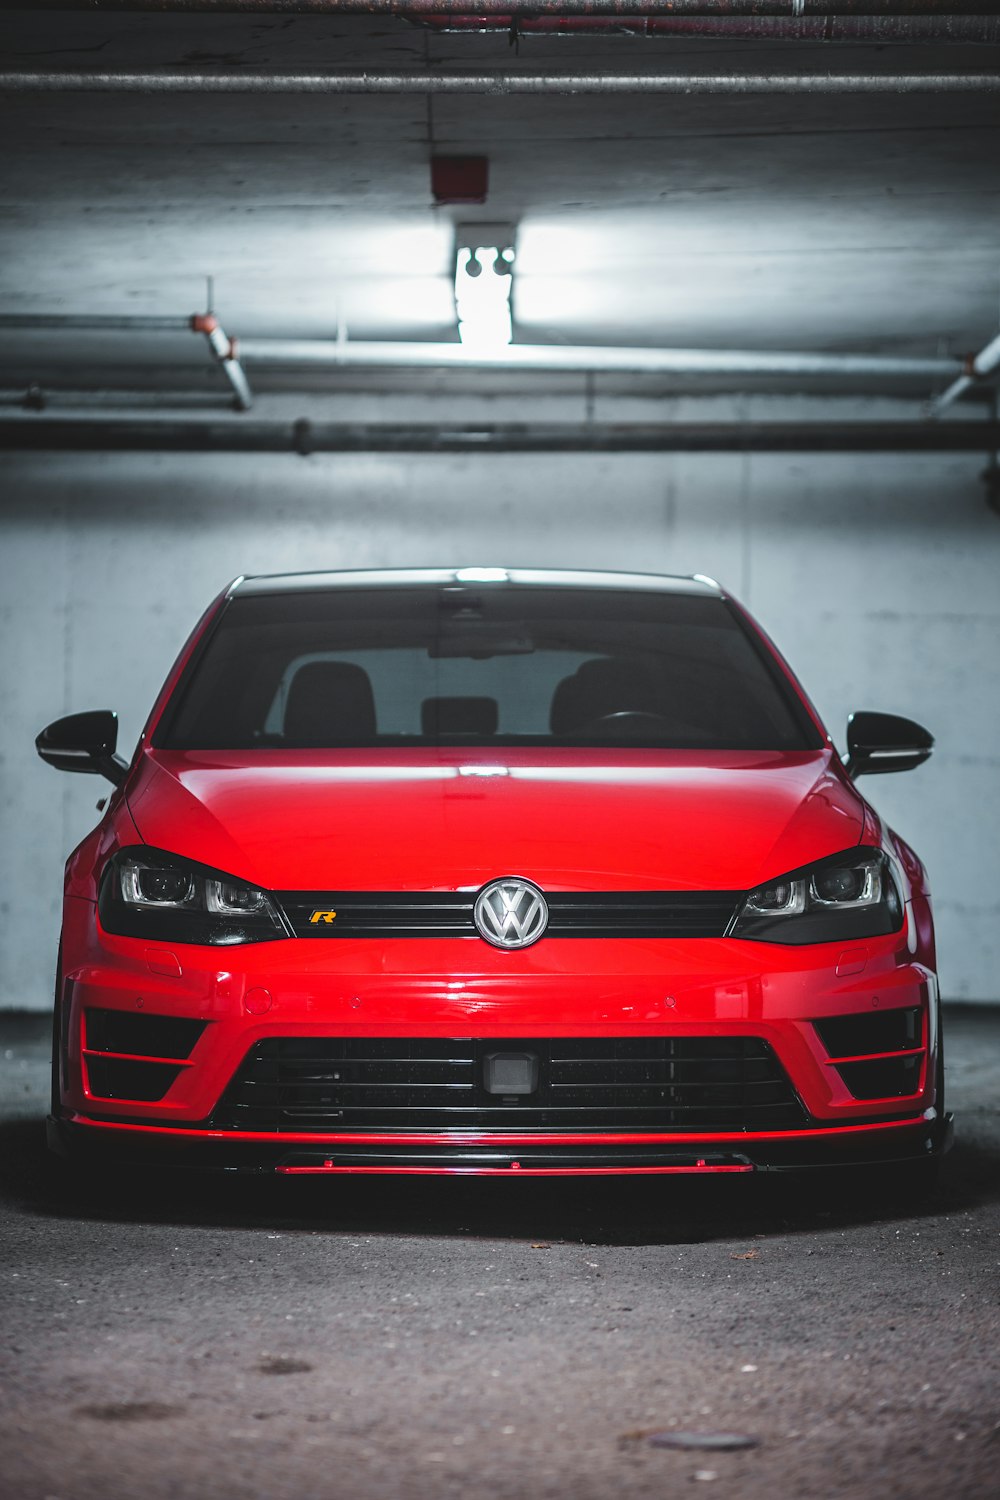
0, 1008, 997, 1500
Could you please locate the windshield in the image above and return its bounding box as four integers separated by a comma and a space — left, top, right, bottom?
157, 586, 818, 752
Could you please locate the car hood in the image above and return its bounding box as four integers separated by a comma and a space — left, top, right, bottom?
125, 748, 863, 893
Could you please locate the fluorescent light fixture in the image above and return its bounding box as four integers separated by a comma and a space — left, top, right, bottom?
455, 240, 515, 352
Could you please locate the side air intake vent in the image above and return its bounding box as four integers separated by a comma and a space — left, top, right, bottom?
83, 1007, 207, 1103
815, 1007, 925, 1102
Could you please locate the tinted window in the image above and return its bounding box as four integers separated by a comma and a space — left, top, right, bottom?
158, 587, 816, 751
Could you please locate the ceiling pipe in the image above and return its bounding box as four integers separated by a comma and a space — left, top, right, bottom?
928, 331, 1000, 417
6, 2, 999, 15
3, 69, 997, 93
2, 418, 997, 454
0, 314, 192, 332
192, 313, 254, 410
413, 15, 1000, 40
238, 338, 959, 383
0, 311, 253, 409
0, 317, 959, 385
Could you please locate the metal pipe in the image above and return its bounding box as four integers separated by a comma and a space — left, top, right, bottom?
0, 388, 237, 410
0, 317, 959, 382
929, 331, 1000, 416
217, 350, 253, 410
238, 338, 958, 382
191, 313, 254, 410
2, 418, 997, 454
0, 310, 255, 410
3, 69, 997, 94
7, 2, 1000, 16
0, 313, 192, 331
412, 16, 1000, 40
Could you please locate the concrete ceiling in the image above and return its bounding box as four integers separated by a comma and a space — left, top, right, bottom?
1, 8, 999, 402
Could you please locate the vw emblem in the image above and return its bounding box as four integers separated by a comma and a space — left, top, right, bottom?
474, 878, 549, 950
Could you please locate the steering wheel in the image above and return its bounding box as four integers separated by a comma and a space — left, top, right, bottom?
568, 710, 672, 737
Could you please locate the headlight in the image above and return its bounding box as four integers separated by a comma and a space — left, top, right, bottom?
729, 848, 903, 945
99, 848, 288, 945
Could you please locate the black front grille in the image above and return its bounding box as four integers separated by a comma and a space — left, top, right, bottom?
277, 891, 741, 939
211, 1035, 806, 1133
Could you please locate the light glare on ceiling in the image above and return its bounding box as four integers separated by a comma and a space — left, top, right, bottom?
455, 567, 509, 582
455, 245, 514, 351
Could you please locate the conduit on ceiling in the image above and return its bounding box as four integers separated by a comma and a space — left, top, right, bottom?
8, 2, 999, 42
10, 1, 1000, 15
2, 70, 997, 93
3, 419, 998, 454
930, 332, 1000, 416
412, 16, 1000, 40
0, 312, 253, 409
0, 316, 967, 408
235, 340, 959, 382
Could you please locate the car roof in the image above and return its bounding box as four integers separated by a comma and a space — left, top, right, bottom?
232, 568, 724, 598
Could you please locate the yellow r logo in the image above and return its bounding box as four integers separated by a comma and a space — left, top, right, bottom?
309, 910, 338, 924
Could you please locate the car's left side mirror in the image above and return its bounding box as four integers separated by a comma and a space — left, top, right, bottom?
35, 709, 128, 787
845, 710, 933, 778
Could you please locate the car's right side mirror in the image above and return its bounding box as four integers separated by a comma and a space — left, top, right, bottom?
845, 711, 933, 778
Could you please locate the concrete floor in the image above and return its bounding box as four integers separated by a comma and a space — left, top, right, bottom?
0, 1010, 997, 1500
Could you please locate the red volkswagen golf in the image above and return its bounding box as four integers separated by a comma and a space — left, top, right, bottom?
38, 568, 949, 1178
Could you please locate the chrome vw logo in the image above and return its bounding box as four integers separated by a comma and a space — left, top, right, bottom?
474, 878, 548, 950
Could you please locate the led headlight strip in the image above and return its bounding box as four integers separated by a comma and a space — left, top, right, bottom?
729, 848, 903, 945
99, 847, 288, 946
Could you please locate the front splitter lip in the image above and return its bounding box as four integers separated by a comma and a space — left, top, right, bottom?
48, 1110, 953, 1175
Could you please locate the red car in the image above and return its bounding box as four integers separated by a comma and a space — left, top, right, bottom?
38, 568, 949, 1178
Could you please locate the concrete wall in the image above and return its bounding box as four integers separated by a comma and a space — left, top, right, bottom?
3, 396, 999, 1006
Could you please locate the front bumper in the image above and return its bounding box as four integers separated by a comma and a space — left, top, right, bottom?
48, 1111, 952, 1175
54, 898, 946, 1175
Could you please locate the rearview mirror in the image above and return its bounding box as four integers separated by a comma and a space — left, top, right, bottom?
36, 710, 128, 787
845, 711, 933, 778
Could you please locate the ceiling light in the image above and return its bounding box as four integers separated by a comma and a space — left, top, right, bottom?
455, 244, 513, 352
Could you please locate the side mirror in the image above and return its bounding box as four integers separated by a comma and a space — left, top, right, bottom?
36, 710, 128, 787
845, 710, 933, 778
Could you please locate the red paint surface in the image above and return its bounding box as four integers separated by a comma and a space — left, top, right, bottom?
274, 1164, 757, 1177
123, 748, 864, 894
68, 1114, 933, 1145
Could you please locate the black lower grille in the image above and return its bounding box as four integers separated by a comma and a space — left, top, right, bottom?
836, 1055, 923, 1100
814, 1007, 925, 1101
277, 891, 740, 939
85, 1007, 207, 1060
83, 1008, 204, 1102
814, 1007, 921, 1059
211, 1036, 806, 1133
86, 1055, 182, 1102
